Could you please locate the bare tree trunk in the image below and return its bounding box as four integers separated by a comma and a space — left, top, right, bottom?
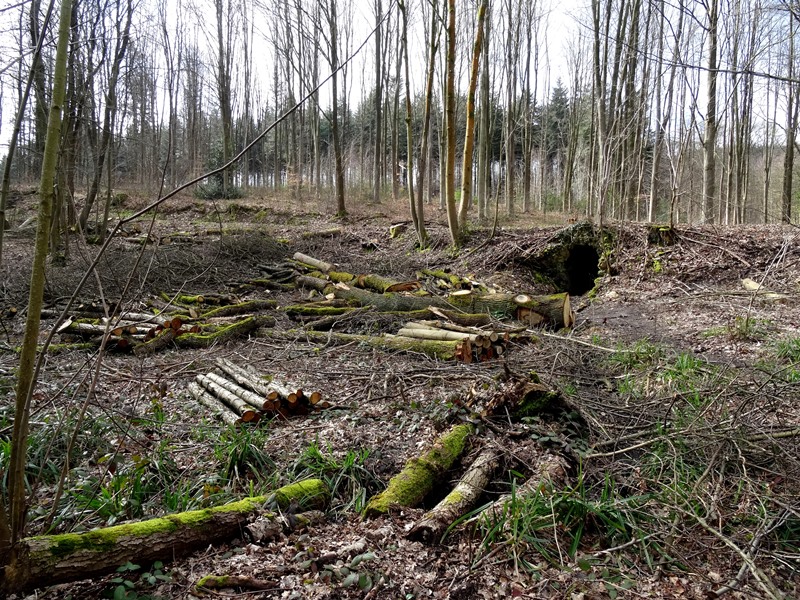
702, 0, 719, 223
782, 9, 797, 224
444, 0, 459, 245
458, 2, 487, 233
326, 0, 347, 215
79, 0, 133, 233
0, 0, 56, 267
477, 7, 491, 221
373, 0, 383, 204
4, 0, 73, 561
415, 0, 440, 243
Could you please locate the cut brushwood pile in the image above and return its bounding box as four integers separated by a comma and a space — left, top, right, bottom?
50, 297, 277, 355
188, 358, 329, 424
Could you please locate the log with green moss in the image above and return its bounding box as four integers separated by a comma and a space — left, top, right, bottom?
195, 574, 277, 596
199, 299, 277, 319
175, 315, 274, 349
447, 290, 573, 328
478, 376, 560, 419
426, 306, 492, 327
363, 423, 474, 517
0, 479, 329, 594
419, 268, 472, 290
332, 284, 450, 312
283, 305, 357, 317
407, 447, 499, 543
354, 273, 421, 294
257, 328, 461, 361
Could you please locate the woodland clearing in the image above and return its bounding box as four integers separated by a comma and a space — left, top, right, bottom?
0, 190, 798, 599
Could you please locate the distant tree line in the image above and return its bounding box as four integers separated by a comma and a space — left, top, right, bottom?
1, 0, 799, 242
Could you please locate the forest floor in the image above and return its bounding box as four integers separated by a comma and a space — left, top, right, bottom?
1, 189, 799, 599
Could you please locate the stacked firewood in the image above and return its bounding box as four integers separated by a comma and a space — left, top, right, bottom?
188, 358, 328, 425
394, 320, 510, 363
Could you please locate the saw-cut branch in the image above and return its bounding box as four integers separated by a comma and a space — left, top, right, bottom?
364, 423, 474, 517
203, 372, 265, 411
408, 447, 499, 543
215, 358, 274, 398
198, 299, 277, 319
292, 252, 334, 273
175, 315, 274, 349
482, 453, 569, 521
196, 374, 260, 422
187, 381, 239, 425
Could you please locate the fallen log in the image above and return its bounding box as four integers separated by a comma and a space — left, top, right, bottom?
407, 447, 500, 543
292, 252, 334, 273
295, 274, 332, 293
199, 299, 277, 319
332, 284, 450, 312
175, 315, 274, 349
0, 479, 329, 594
363, 423, 474, 517
482, 453, 569, 521
396, 326, 481, 343
187, 381, 239, 425
133, 327, 176, 357
195, 574, 277, 596
447, 290, 574, 328
257, 328, 460, 362
426, 306, 492, 327
478, 376, 560, 419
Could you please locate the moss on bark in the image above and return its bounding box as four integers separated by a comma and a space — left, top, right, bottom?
363, 423, 474, 517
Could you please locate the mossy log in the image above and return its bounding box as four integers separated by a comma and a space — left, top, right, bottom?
332, 284, 450, 312
175, 315, 274, 349
419, 268, 472, 290
426, 306, 492, 327
447, 290, 573, 328
0, 479, 329, 594
195, 574, 277, 596
257, 328, 460, 361
199, 299, 277, 319
363, 423, 474, 517
283, 305, 357, 317
355, 274, 421, 294
407, 447, 499, 543
133, 327, 176, 357
327, 270, 355, 284
480, 377, 560, 419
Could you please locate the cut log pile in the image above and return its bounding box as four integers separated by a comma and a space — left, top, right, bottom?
391, 320, 511, 363
188, 358, 329, 424
50, 298, 276, 355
